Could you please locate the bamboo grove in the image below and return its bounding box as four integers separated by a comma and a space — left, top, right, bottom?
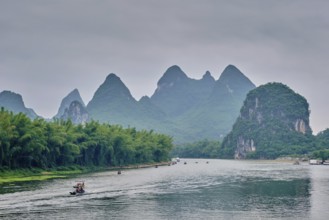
0, 108, 173, 169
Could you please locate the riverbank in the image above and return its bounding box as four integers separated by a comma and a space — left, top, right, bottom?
108, 161, 171, 170
0, 161, 171, 185
0, 168, 87, 184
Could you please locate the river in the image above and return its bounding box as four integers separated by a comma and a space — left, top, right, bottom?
0, 159, 329, 219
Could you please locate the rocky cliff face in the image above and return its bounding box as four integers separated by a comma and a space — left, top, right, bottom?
295, 119, 307, 134
221, 82, 313, 159
54, 89, 85, 119
235, 137, 256, 159
60, 100, 90, 124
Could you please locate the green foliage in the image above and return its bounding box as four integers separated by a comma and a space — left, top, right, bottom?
315, 129, 329, 149
311, 150, 329, 161
307, 130, 329, 161
171, 139, 221, 158
0, 109, 173, 170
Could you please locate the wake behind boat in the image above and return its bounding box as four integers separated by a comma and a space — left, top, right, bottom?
70, 191, 85, 196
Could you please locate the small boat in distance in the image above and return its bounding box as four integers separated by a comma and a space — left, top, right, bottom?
70, 181, 85, 195
309, 159, 320, 165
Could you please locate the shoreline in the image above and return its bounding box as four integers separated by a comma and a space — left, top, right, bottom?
0, 161, 171, 185
0, 169, 85, 185
106, 161, 170, 170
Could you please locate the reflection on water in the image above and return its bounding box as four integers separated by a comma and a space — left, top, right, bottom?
0, 159, 328, 219
0, 181, 45, 194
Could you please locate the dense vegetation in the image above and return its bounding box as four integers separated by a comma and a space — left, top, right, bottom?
171, 130, 329, 161
0, 108, 173, 170
171, 139, 221, 158
311, 129, 329, 161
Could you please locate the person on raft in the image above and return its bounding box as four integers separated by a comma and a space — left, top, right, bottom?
73, 182, 85, 193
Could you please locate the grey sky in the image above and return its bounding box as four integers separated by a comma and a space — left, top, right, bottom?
1, 0, 328, 134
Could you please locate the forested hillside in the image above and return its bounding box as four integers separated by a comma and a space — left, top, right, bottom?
220, 83, 315, 159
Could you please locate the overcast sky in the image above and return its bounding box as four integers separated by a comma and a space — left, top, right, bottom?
1, 0, 328, 134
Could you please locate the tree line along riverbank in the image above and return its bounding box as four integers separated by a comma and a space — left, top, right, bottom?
0, 109, 173, 184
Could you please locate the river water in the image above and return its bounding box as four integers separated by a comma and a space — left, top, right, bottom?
0, 159, 329, 219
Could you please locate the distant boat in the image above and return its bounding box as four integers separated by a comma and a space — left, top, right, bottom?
70, 181, 85, 195
309, 159, 320, 165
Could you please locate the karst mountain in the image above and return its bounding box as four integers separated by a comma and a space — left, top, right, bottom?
0, 65, 256, 143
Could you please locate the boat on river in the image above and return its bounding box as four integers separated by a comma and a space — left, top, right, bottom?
70, 181, 85, 195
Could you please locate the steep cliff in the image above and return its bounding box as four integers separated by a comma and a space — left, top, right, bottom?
60, 100, 90, 124
54, 89, 85, 119
220, 82, 313, 159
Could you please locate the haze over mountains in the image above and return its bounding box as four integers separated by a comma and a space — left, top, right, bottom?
0, 91, 38, 119
0, 65, 255, 143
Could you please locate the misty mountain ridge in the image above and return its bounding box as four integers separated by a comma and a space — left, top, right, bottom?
88, 73, 136, 104
0, 64, 256, 143
0, 90, 38, 119
151, 65, 217, 116
85, 64, 255, 143
86, 73, 143, 126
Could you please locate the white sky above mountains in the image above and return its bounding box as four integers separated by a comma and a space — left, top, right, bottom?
1, 0, 329, 134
